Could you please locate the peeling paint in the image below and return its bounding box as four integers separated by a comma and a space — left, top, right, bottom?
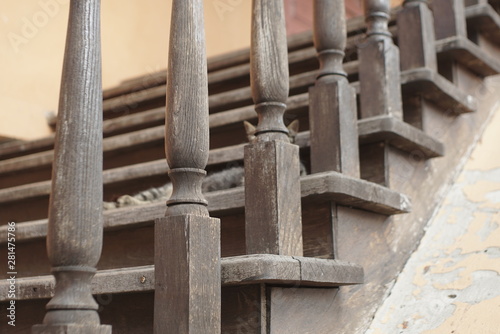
366, 103, 500, 333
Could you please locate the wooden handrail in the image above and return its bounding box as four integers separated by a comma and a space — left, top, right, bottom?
32, 0, 110, 333
154, 0, 221, 332
244, 0, 303, 256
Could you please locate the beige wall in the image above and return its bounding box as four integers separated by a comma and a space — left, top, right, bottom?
1, 0, 251, 140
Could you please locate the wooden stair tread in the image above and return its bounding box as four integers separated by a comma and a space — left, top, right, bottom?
0, 255, 363, 302
0, 171, 411, 245
401, 68, 477, 114
358, 116, 445, 158
466, 3, 500, 46
0, 119, 440, 203
435, 36, 500, 77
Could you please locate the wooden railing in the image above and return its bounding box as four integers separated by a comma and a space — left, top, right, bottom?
28, 0, 488, 332
32, 0, 110, 333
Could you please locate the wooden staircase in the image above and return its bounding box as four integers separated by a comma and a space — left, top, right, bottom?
1, 0, 500, 333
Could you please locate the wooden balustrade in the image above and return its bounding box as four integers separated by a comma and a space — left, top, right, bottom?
154, 0, 221, 333
32, 0, 111, 333
244, 0, 303, 256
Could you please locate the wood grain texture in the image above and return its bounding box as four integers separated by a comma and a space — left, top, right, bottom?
0, 255, 362, 302
313, 0, 347, 79
433, 0, 467, 40
245, 142, 303, 256
155, 215, 220, 333
245, 0, 303, 257
32, 0, 110, 332
154, 1, 221, 333
359, 0, 403, 120
397, 0, 438, 71
466, 4, 500, 46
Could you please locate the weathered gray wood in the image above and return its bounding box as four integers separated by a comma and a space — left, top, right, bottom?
433, 0, 468, 40
31, 0, 110, 333
310, 0, 359, 178
154, 1, 220, 333
155, 216, 220, 333
466, 3, 500, 45
400, 68, 477, 114
397, 0, 438, 71
245, 0, 303, 257
268, 287, 339, 333
359, 0, 403, 120
435, 36, 500, 77
358, 116, 445, 158
0, 255, 363, 302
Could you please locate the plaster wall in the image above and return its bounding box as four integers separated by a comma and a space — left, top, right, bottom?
0, 0, 252, 140
367, 77, 500, 334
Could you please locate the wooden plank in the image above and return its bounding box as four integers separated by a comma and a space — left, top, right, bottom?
400, 68, 477, 114
435, 36, 500, 77
466, 4, 500, 46
0, 255, 363, 302
268, 287, 339, 334
0, 170, 411, 247
358, 116, 445, 158
245, 0, 303, 257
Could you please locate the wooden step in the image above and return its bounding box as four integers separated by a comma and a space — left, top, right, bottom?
0, 170, 411, 231
0, 255, 363, 303
466, 3, 500, 45
436, 36, 500, 77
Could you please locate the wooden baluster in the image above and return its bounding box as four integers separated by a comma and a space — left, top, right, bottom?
358, 0, 404, 189
309, 0, 359, 259
245, 0, 303, 256
397, 0, 437, 72
359, 0, 403, 120
432, 0, 467, 40
32, 1, 110, 333
397, 0, 437, 130
154, 0, 220, 333
310, 0, 359, 177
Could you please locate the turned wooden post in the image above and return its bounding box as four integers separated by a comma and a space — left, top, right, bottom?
32, 1, 110, 333
397, 0, 437, 72
154, 0, 220, 333
359, 0, 403, 120
358, 0, 405, 188
309, 0, 359, 177
309, 0, 359, 259
245, 0, 303, 256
